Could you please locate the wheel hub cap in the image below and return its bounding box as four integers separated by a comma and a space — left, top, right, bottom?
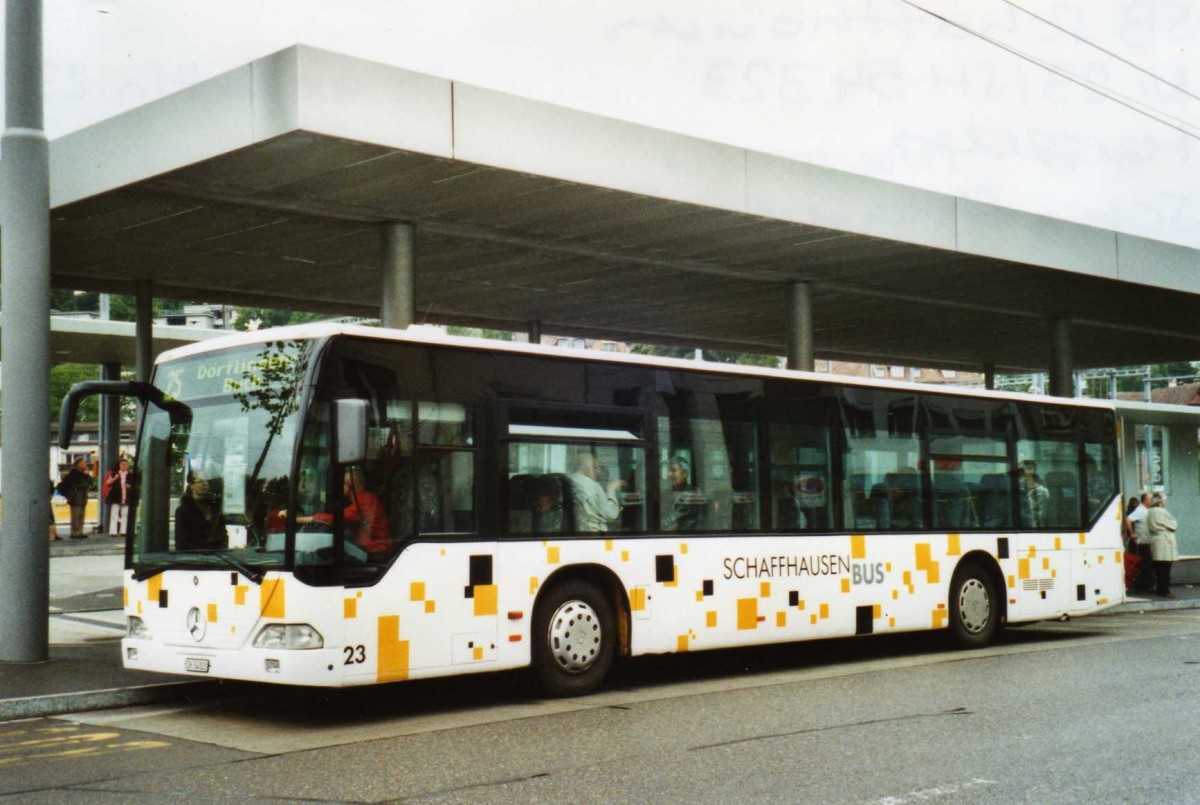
547, 599, 602, 673
959, 578, 991, 634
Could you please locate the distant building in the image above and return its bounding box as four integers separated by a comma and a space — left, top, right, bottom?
1117, 383, 1200, 407
815, 360, 983, 388
48, 421, 137, 479
155, 303, 236, 330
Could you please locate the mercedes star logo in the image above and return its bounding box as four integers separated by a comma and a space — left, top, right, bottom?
186, 607, 206, 641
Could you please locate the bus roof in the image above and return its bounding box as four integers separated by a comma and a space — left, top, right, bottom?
156, 322, 1118, 411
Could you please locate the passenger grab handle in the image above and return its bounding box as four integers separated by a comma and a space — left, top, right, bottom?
58, 380, 193, 448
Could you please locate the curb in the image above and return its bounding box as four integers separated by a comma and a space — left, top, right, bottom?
0, 680, 218, 722
1106, 598, 1200, 615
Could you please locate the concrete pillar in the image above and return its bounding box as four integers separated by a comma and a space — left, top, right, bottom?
528, 320, 542, 345
983, 363, 996, 391
1048, 318, 1073, 397
786, 281, 814, 372
380, 223, 415, 329
99, 363, 121, 533
0, 0, 51, 662
1109, 373, 1118, 400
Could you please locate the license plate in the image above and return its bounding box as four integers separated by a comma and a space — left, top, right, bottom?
184, 658, 210, 673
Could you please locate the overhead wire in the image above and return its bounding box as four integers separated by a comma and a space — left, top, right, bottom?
897, 0, 1200, 144
999, 0, 1200, 103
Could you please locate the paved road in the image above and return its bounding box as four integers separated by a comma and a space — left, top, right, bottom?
4, 609, 1199, 803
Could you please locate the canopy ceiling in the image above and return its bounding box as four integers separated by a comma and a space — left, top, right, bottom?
45, 46, 1200, 373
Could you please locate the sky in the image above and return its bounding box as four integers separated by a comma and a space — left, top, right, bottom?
18, 0, 1200, 250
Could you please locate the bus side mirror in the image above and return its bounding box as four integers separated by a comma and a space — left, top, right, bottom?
336, 399, 369, 465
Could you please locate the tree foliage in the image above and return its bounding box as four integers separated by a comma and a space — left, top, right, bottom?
234, 308, 325, 331
50, 364, 100, 423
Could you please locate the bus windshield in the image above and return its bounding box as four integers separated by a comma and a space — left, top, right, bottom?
132, 339, 313, 579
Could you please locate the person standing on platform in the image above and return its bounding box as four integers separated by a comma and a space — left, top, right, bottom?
1128, 492, 1155, 594
103, 457, 134, 537
1146, 493, 1179, 599
60, 456, 94, 539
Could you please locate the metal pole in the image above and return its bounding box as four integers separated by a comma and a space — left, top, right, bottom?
99, 363, 121, 533
0, 0, 51, 662
527, 320, 541, 345
983, 363, 996, 391
786, 281, 814, 371
380, 222, 415, 329
1048, 318, 1073, 397
135, 282, 153, 383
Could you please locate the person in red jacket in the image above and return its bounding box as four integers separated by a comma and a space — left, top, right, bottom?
294, 467, 391, 554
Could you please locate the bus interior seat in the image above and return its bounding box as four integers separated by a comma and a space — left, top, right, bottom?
848, 474, 872, 526
870, 477, 892, 529
1044, 470, 1079, 525
534, 474, 570, 534
932, 473, 965, 529
978, 472, 1012, 528
893, 471, 924, 528
508, 474, 535, 533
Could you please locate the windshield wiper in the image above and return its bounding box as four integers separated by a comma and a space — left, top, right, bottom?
132, 563, 172, 582
208, 551, 266, 584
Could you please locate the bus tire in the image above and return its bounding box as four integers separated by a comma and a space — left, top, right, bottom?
948, 560, 998, 649
532, 579, 616, 697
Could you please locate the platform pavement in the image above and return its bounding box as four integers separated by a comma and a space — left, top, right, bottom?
4, 564, 1199, 723
3, 529, 220, 721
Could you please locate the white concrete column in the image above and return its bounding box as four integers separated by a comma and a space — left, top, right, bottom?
786, 281, 814, 371
0, 0, 51, 662
380, 223, 415, 329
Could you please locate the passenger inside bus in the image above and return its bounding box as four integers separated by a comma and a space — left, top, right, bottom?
174, 471, 228, 550
871, 468, 923, 530
568, 451, 624, 532
291, 467, 392, 555
1018, 462, 1050, 527
662, 455, 705, 532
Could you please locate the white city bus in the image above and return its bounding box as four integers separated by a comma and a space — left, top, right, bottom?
61, 324, 1124, 695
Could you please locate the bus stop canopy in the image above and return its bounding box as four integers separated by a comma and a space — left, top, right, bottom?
45, 46, 1200, 373
43, 318, 226, 366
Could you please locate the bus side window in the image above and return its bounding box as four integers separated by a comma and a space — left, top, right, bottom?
384, 400, 476, 537
656, 378, 761, 534
768, 423, 833, 532
505, 406, 646, 536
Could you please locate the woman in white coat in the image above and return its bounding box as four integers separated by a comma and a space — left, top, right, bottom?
1146, 493, 1179, 598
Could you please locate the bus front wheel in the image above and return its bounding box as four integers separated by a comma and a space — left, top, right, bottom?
532, 579, 616, 697
948, 561, 998, 649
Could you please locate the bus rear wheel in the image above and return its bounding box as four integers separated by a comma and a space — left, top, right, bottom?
532, 579, 616, 697
948, 561, 998, 649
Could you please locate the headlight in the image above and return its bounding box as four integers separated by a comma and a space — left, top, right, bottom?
127, 616, 150, 639
252, 624, 324, 650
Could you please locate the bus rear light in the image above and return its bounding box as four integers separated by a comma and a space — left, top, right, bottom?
508, 634, 522, 642
253, 624, 324, 650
